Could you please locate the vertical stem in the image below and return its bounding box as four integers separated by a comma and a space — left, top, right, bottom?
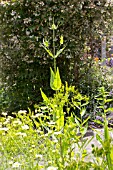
52, 18, 57, 122
53, 18, 56, 73
59, 137, 64, 168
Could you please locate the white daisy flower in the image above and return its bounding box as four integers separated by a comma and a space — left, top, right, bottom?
22, 124, 29, 130
12, 162, 21, 168
47, 166, 58, 170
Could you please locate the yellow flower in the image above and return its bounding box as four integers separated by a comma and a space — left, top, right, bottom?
94, 57, 99, 62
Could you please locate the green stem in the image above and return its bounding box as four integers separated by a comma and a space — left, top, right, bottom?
54, 58, 56, 74
53, 19, 56, 73
59, 137, 64, 168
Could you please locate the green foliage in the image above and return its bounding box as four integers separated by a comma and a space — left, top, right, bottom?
0, 87, 9, 114
1, 99, 113, 170
39, 82, 89, 131
0, 109, 92, 169
76, 59, 113, 117
0, 0, 113, 112
92, 88, 113, 169
50, 67, 62, 91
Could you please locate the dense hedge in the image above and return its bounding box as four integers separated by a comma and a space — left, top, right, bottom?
0, 0, 112, 113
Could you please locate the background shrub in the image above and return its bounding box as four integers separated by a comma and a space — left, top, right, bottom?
0, 0, 112, 113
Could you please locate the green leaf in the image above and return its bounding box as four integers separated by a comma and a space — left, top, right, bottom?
110, 146, 113, 162
105, 99, 113, 103
73, 102, 80, 109
56, 109, 64, 130
40, 88, 49, 103
96, 98, 103, 101
81, 101, 89, 107
82, 116, 90, 126
75, 116, 80, 127
51, 23, 57, 30
105, 108, 113, 113
53, 67, 61, 89
80, 108, 86, 117
50, 67, 61, 91
96, 133, 103, 145
43, 38, 49, 47
60, 35, 63, 45
104, 119, 110, 141
50, 67, 55, 90
42, 46, 54, 58
54, 46, 66, 58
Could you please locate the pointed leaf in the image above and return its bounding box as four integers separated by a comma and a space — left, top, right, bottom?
50, 67, 55, 90
42, 46, 54, 58
96, 133, 103, 145
110, 146, 113, 162
75, 116, 80, 127
60, 35, 63, 45
43, 38, 49, 47
54, 46, 66, 58
105, 108, 113, 113
80, 108, 86, 117
40, 88, 49, 103
56, 110, 64, 130
51, 23, 57, 30
105, 99, 113, 103
104, 119, 110, 141
53, 67, 61, 90
50, 67, 61, 91
82, 116, 90, 126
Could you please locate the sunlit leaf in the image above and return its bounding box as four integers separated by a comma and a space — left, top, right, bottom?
110, 146, 113, 163
75, 116, 80, 127
50, 67, 55, 90
105, 108, 113, 113
40, 88, 49, 103
43, 38, 49, 47
60, 35, 63, 45
50, 67, 61, 91
54, 46, 66, 58
105, 99, 113, 103
42, 46, 54, 58
51, 23, 57, 30
96, 133, 103, 145
56, 109, 64, 130
80, 108, 86, 117
53, 67, 61, 90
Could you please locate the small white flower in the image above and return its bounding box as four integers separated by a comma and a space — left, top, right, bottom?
26, 30, 30, 36
54, 131, 62, 135
48, 121, 55, 125
32, 113, 43, 118
47, 166, 58, 170
12, 162, 21, 168
11, 10, 16, 16
18, 110, 27, 114
1, 112, 7, 116
22, 124, 29, 130
29, 43, 35, 49
9, 160, 13, 165
35, 36, 38, 41
16, 132, 27, 137
35, 154, 43, 159
13, 119, 22, 125
23, 18, 31, 24
52, 138, 58, 143
0, 127, 9, 131
31, 145, 35, 148
3, 120, 10, 125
